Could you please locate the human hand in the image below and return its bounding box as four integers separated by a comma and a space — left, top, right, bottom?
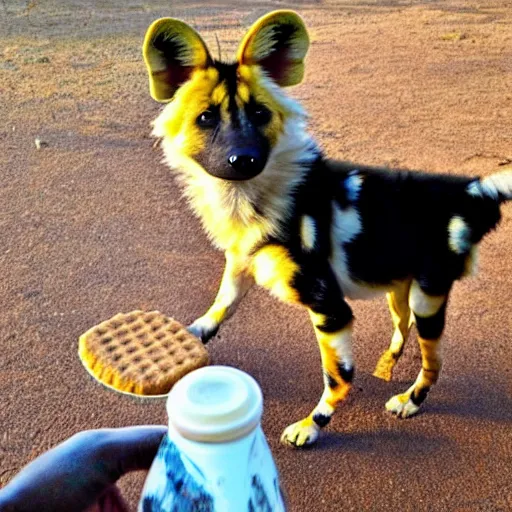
0, 425, 167, 512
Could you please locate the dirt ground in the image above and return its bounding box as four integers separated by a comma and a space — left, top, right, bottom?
1, 1, 511, 511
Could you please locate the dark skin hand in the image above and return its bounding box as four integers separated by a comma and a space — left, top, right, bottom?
0, 426, 167, 512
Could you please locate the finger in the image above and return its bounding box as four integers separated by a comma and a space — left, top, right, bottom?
98, 426, 167, 480
0, 426, 167, 512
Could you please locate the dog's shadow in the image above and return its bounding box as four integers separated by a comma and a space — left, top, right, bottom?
315, 428, 453, 456
268, 370, 510, 457
264, 367, 512, 426
367, 370, 512, 424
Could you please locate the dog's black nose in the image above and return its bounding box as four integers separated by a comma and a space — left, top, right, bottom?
227, 151, 265, 178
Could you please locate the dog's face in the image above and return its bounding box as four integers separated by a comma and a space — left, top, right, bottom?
143, 11, 309, 181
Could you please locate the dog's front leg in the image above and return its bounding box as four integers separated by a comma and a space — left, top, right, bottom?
281, 296, 354, 448
188, 250, 253, 343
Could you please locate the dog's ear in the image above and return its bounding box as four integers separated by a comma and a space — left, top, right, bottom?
236, 10, 309, 87
143, 18, 213, 102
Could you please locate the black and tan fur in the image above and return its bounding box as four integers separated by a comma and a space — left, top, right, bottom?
142, 11, 512, 447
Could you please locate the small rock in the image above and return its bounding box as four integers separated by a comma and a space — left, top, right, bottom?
35, 138, 48, 149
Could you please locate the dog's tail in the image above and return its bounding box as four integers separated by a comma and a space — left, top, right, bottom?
463, 169, 511, 244
468, 170, 512, 204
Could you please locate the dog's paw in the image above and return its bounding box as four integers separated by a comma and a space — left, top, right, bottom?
280, 419, 320, 448
373, 350, 398, 382
187, 318, 219, 344
385, 392, 420, 418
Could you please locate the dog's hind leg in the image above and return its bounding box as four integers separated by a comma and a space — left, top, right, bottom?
281, 300, 354, 448
385, 280, 448, 418
374, 279, 413, 381
188, 250, 253, 343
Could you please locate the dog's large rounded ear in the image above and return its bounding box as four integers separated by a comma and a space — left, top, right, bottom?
236, 10, 309, 87
143, 18, 212, 102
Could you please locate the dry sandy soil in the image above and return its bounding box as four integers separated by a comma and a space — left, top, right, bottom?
1, 1, 511, 511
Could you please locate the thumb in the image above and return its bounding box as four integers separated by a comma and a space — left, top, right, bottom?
99, 426, 168, 481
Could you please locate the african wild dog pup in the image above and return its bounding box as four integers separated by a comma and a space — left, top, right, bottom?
142, 11, 512, 447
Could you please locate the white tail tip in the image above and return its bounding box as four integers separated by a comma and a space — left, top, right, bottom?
468, 170, 512, 202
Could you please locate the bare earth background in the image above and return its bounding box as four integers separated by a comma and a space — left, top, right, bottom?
1, 1, 511, 511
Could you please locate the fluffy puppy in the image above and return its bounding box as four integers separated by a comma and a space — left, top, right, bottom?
142, 11, 512, 447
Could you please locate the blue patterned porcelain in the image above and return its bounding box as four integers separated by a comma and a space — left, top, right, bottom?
139, 366, 286, 512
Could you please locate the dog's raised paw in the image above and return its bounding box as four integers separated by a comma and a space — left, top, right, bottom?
373, 350, 397, 381
280, 419, 320, 448
385, 392, 420, 418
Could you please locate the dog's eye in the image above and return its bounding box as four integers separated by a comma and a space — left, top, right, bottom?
248, 104, 271, 127
196, 109, 218, 128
